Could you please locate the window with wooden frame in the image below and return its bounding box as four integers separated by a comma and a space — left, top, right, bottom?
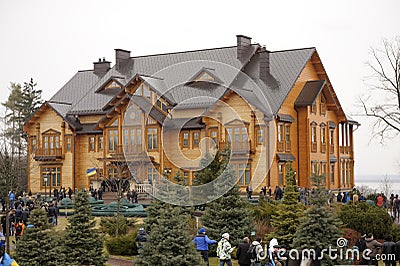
227, 126, 248, 151
98, 168, 104, 180
97, 136, 103, 151
66, 136, 72, 152
311, 101, 317, 114
88, 136, 95, 151
285, 124, 291, 152
108, 167, 118, 179
42, 132, 61, 156
192, 131, 200, 148
41, 166, 61, 187
108, 129, 118, 152
277, 123, 284, 152
236, 163, 251, 186
256, 127, 264, 145
209, 129, 218, 147
320, 94, 327, 116
156, 98, 169, 113
278, 163, 285, 186
181, 131, 189, 148
330, 163, 335, 184
31, 136, 37, 152
311, 161, 319, 174
311, 122, 317, 153
329, 128, 335, 154
321, 162, 327, 175
147, 127, 158, 150
320, 124, 326, 153
147, 167, 158, 184
183, 171, 189, 185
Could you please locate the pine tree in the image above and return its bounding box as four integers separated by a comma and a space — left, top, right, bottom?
202, 185, 254, 246
292, 174, 342, 265
63, 190, 106, 266
15, 208, 63, 266
269, 162, 305, 247
135, 201, 203, 265
21, 78, 43, 119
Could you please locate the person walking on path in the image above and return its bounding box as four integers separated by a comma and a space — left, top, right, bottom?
217, 233, 235, 266
236, 237, 251, 266
192, 228, 217, 266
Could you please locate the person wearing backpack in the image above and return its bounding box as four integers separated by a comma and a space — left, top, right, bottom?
248, 238, 265, 266
14, 221, 24, 242
236, 237, 251, 266
217, 233, 235, 266
192, 228, 217, 266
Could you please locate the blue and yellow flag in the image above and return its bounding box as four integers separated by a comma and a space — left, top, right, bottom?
86, 167, 97, 177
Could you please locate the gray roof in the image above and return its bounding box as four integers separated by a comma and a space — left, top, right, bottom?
46, 43, 319, 129
294, 80, 326, 108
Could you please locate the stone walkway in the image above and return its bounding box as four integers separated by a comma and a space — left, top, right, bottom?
107, 256, 133, 266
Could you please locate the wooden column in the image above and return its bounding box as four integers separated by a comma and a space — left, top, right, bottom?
61, 122, 65, 157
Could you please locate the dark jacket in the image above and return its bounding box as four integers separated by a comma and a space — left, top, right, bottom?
236, 242, 251, 265
382, 240, 396, 261
365, 237, 382, 257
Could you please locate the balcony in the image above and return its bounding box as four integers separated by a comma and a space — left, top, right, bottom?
321, 143, 326, 153
34, 147, 62, 161
219, 140, 253, 154
311, 142, 317, 153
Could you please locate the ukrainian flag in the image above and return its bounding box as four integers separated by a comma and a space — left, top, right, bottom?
86, 167, 97, 177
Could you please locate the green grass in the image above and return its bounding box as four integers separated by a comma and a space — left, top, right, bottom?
209, 257, 239, 266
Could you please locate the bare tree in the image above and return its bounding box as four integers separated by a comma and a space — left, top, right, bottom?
359, 37, 400, 142
0, 145, 20, 254
378, 174, 393, 198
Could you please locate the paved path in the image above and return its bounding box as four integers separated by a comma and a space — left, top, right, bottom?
107, 257, 133, 266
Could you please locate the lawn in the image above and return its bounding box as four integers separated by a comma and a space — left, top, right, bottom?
209, 257, 239, 266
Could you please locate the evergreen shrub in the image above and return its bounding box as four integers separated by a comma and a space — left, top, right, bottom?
105, 233, 138, 256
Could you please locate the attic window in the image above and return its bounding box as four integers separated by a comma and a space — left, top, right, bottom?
105, 80, 121, 90
194, 71, 215, 82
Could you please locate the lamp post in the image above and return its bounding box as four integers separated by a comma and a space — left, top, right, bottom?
43, 176, 48, 201
46, 170, 52, 201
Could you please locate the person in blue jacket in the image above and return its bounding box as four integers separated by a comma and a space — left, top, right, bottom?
0, 233, 19, 266
192, 228, 217, 266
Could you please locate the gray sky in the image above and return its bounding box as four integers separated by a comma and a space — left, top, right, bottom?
0, 0, 399, 176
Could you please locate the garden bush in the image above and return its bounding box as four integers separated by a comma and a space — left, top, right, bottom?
105, 233, 138, 256
338, 202, 392, 239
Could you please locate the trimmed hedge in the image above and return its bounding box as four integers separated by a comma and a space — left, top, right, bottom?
105, 233, 138, 256
338, 202, 392, 239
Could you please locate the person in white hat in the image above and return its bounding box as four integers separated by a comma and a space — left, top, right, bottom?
217, 233, 235, 266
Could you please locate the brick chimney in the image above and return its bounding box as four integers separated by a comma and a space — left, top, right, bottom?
236, 35, 252, 62
258, 46, 270, 83
115, 49, 131, 71
93, 58, 110, 76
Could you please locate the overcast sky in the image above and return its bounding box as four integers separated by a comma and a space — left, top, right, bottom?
0, 0, 399, 177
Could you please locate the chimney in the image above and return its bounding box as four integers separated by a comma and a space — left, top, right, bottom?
115, 49, 131, 71
236, 35, 252, 62
258, 46, 270, 83
93, 58, 110, 76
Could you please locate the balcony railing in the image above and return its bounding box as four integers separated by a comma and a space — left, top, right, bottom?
321, 143, 326, 153
285, 141, 291, 152
34, 147, 62, 160
311, 142, 317, 153
277, 141, 284, 152
220, 140, 252, 153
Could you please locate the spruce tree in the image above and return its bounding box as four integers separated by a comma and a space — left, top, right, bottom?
135, 201, 203, 265
269, 163, 305, 247
63, 190, 106, 266
292, 174, 342, 265
202, 185, 253, 246
15, 208, 63, 266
